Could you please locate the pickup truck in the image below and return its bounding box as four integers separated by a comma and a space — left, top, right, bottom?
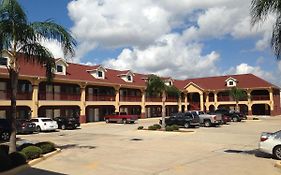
104, 112, 139, 124
159, 112, 200, 128
192, 110, 222, 127
213, 109, 241, 122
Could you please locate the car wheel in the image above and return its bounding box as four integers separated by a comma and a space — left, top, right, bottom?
204, 120, 211, 127
184, 122, 190, 128
61, 124, 66, 130
105, 119, 109, 123
122, 119, 127, 124
36, 126, 41, 132
1, 132, 10, 141
273, 146, 281, 160
233, 117, 238, 122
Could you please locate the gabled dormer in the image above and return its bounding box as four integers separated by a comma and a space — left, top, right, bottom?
225, 77, 237, 87
87, 65, 107, 79
118, 70, 135, 83
0, 50, 11, 68
54, 58, 68, 75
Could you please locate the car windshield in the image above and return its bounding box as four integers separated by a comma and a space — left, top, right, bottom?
42, 119, 53, 122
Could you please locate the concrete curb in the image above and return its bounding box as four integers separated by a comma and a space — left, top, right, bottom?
274, 161, 281, 171
0, 148, 61, 175
28, 148, 61, 166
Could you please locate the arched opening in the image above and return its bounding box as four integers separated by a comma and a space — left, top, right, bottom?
239, 104, 248, 115
252, 104, 270, 115
181, 105, 185, 112
38, 106, 80, 119
145, 106, 162, 118
188, 93, 200, 110
251, 90, 270, 101
208, 92, 214, 102
119, 105, 141, 115
165, 105, 178, 116
0, 106, 31, 120
86, 105, 115, 122
209, 105, 215, 112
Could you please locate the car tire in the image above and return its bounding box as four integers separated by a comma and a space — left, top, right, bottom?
233, 117, 238, 122
273, 146, 281, 160
184, 122, 190, 128
36, 126, 41, 132
61, 124, 66, 130
122, 119, 127, 124
105, 119, 109, 123
1, 132, 10, 141
204, 120, 212, 127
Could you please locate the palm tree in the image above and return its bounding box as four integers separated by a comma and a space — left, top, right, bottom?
250, 0, 281, 59
0, 0, 76, 153
229, 87, 247, 112
146, 75, 180, 128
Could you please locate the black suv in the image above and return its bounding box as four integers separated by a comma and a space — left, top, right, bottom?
159, 112, 200, 128
214, 109, 241, 122
54, 116, 80, 130
0, 119, 11, 141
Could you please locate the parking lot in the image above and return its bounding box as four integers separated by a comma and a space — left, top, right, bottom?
18, 117, 281, 175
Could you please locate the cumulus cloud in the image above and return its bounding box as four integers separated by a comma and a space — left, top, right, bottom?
40, 40, 64, 58
103, 33, 220, 79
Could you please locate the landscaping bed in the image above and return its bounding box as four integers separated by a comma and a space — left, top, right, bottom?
0, 141, 58, 173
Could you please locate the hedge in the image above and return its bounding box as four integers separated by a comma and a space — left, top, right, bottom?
35, 142, 56, 154
20, 146, 42, 160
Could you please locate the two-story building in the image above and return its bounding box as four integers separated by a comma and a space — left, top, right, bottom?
0, 52, 280, 123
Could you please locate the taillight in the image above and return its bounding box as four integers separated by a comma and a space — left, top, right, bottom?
21, 123, 26, 127
260, 136, 268, 142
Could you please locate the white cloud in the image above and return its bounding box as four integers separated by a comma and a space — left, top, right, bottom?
103, 33, 220, 79
40, 40, 64, 58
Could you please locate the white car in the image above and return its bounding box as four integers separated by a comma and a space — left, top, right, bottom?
30, 118, 58, 132
259, 130, 281, 159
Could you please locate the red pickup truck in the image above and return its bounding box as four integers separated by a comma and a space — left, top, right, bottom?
104, 112, 139, 124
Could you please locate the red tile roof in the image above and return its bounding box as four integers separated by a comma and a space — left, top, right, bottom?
0, 55, 278, 90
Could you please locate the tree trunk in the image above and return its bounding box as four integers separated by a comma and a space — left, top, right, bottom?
161, 91, 166, 129
8, 68, 18, 153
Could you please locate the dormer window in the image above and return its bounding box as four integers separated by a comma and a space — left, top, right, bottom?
118, 70, 134, 82
225, 77, 237, 87
56, 65, 63, 73
127, 75, 132, 81
98, 71, 103, 78
0, 57, 7, 67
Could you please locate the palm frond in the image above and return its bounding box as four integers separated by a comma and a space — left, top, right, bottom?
271, 16, 281, 60
31, 20, 77, 57
146, 74, 166, 96
0, 0, 27, 23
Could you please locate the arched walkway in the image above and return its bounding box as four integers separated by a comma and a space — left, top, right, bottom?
86, 105, 115, 122
252, 104, 270, 115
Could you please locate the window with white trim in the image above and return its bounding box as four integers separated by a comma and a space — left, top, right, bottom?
56, 65, 63, 73
0, 57, 7, 66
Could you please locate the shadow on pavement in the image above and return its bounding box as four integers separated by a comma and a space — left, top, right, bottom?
19, 167, 67, 175
224, 149, 274, 159
58, 144, 96, 150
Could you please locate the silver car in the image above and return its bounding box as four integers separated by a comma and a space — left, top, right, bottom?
259, 130, 281, 159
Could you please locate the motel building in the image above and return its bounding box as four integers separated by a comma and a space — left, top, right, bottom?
0, 51, 280, 123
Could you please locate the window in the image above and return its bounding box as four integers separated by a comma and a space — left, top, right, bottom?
97, 71, 103, 78
229, 81, 233, 86
0, 57, 7, 66
127, 75, 132, 81
56, 65, 63, 73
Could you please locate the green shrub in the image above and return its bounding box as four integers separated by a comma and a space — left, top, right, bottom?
0, 150, 12, 172
137, 126, 144, 130
35, 142, 55, 154
171, 125, 179, 131
165, 126, 173, 131
148, 125, 157, 130
0, 144, 9, 155
153, 124, 161, 130
253, 117, 259, 120
20, 146, 42, 160
9, 152, 26, 167
17, 143, 34, 151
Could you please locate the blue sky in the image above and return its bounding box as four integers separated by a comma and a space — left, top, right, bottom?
19, 0, 281, 85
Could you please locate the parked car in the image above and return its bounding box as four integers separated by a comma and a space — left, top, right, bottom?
192, 110, 222, 127
259, 130, 281, 159
30, 118, 58, 132
54, 116, 80, 130
229, 110, 247, 120
0, 119, 11, 141
159, 112, 200, 128
16, 119, 36, 134
104, 112, 139, 124
213, 109, 241, 122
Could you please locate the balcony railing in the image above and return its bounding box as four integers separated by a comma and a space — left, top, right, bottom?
189, 102, 200, 110
208, 96, 214, 102
166, 97, 178, 102
86, 95, 115, 101
0, 90, 32, 100
146, 97, 162, 102
251, 95, 270, 101
120, 95, 142, 102
39, 92, 80, 101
